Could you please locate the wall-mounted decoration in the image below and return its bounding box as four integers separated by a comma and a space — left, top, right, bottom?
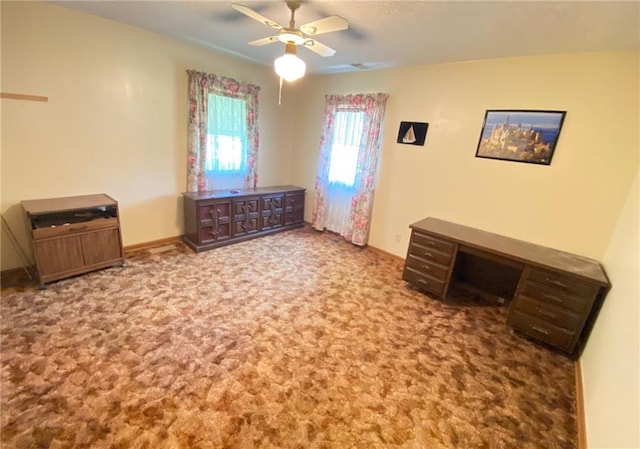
397, 121, 428, 146
475, 110, 566, 165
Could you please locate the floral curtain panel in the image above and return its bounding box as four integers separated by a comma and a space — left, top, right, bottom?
186, 70, 260, 192
312, 93, 389, 246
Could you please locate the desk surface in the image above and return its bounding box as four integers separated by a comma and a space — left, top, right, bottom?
410, 217, 609, 286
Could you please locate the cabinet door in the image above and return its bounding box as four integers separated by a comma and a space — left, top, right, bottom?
198, 200, 231, 243
233, 197, 260, 236
81, 228, 123, 266
284, 192, 304, 225
33, 236, 84, 279
261, 195, 284, 231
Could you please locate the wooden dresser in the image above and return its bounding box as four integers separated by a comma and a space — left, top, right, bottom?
402, 217, 610, 358
182, 185, 305, 252
22, 194, 125, 287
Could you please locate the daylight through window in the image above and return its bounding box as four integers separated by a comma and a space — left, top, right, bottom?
206, 94, 248, 174
327, 110, 365, 188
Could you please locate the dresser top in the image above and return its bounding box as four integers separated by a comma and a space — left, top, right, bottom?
410, 217, 609, 286
22, 194, 117, 215
182, 185, 305, 201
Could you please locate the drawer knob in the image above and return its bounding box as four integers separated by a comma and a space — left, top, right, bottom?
531, 325, 550, 335
426, 241, 437, 247
418, 279, 428, 286
424, 252, 434, 258
422, 264, 430, 271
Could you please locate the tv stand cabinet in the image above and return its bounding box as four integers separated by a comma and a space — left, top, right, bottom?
402, 217, 610, 358
182, 186, 305, 252
22, 194, 125, 287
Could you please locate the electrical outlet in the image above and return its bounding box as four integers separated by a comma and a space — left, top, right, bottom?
394, 234, 401, 243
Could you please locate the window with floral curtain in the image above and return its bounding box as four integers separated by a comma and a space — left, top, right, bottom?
186, 69, 260, 192
312, 93, 389, 246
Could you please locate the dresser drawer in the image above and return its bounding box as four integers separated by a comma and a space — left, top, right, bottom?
508, 310, 576, 352
411, 232, 455, 255
404, 254, 449, 281
521, 280, 595, 313
403, 267, 446, 297
527, 268, 599, 298
512, 295, 583, 331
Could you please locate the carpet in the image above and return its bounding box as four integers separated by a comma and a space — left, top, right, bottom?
1, 226, 577, 448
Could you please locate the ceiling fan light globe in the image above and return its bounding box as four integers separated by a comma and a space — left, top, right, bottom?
274, 54, 306, 82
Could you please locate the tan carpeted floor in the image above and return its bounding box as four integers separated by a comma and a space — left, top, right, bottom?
1, 226, 577, 448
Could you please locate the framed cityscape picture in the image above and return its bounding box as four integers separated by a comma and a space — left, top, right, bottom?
475, 110, 566, 165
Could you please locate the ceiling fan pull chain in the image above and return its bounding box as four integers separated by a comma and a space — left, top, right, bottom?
278, 76, 283, 106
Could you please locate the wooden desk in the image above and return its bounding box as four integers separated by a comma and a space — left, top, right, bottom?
402, 217, 610, 358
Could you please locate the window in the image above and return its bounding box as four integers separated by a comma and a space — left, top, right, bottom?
206, 94, 248, 175
327, 110, 365, 188
312, 92, 388, 245
186, 69, 260, 193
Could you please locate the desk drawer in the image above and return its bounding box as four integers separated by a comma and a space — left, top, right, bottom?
405, 254, 449, 281
512, 295, 583, 331
527, 268, 598, 298
411, 232, 455, 255
403, 267, 446, 297
521, 280, 594, 313
508, 310, 576, 352
408, 242, 453, 266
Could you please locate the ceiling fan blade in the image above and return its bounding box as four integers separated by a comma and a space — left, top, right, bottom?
231, 3, 283, 30
248, 36, 279, 46
302, 39, 336, 57
299, 16, 348, 36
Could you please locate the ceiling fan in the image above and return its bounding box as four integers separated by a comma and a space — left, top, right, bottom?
232, 1, 349, 57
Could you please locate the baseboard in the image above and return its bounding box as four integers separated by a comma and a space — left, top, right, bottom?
0, 266, 35, 285
575, 360, 587, 449
367, 244, 405, 263
123, 236, 182, 253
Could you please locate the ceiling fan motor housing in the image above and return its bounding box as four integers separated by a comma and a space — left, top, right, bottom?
278, 28, 305, 45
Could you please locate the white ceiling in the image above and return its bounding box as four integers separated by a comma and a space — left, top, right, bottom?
53, 0, 640, 75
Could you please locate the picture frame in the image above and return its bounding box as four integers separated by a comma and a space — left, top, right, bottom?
397, 121, 428, 146
475, 110, 566, 165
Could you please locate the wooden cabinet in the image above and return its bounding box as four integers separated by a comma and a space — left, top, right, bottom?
182, 186, 305, 252
402, 217, 610, 357
22, 194, 125, 286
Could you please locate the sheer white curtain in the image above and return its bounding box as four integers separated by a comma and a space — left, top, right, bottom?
204, 94, 248, 190
312, 93, 389, 245
323, 111, 365, 235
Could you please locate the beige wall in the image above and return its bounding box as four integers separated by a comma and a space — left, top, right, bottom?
291, 53, 639, 261
582, 168, 640, 449
290, 54, 639, 448
2, 3, 639, 447
1, 1, 295, 270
